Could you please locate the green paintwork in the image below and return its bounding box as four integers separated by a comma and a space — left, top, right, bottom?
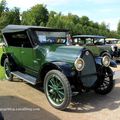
1, 25, 86, 78
85, 45, 111, 56
5, 46, 22, 65
3, 44, 84, 77
1, 25, 99, 83
35, 45, 83, 72
84, 46, 100, 56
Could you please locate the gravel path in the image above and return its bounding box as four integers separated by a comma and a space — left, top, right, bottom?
0, 76, 120, 120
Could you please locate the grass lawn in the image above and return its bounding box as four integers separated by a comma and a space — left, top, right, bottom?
0, 47, 5, 80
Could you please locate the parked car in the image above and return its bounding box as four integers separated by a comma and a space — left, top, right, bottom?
105, 38, 120, 61
72, 35, 120, 61
0, 25, 116, 110
106, 38, 120, 44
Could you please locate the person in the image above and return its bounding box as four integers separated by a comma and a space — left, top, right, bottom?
66, 34, 72, 45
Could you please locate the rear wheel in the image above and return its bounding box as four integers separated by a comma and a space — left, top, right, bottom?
94, 67, 114, 95
44, 70, 72, 110
4, 58, 13, 81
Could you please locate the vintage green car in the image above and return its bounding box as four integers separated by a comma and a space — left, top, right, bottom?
0, 25, 116, 110
72, 35, 120, 60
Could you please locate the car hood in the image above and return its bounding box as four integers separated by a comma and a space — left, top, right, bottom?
37, 45, 84, 63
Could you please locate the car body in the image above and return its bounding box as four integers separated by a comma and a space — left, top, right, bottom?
72, 35, 120, 60
0, 25, 116, 110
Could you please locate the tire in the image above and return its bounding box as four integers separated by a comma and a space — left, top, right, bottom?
4, 58, 13, 81
94, 67, 114, 95
44, 70, 72, 110
101, 52, 111, 58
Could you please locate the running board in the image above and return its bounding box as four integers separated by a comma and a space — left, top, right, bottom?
11, 71, 36, 85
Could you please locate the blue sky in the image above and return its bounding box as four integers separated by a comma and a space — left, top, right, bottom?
5, 0, 120, 30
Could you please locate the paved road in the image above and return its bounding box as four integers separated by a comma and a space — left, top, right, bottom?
0, 71, 120, 120
114, 70, 120, 79
0, 96, 60, 120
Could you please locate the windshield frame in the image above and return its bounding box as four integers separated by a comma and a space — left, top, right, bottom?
32, 30, 69, 45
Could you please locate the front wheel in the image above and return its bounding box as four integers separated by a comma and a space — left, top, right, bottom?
101, 52, 111, 58
44, 70, 72, 110
4, 58, 13, 81
94, 67, 114, 95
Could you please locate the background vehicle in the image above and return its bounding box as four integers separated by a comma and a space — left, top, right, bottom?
0, 25, 116, 110
72, 35, 120, 61
106, 38, 120, 61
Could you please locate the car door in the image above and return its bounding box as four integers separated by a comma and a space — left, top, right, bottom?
20, 31, 36, 75
3, 32, 23, 66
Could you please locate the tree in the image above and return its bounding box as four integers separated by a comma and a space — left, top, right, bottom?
0, 0, 119, 38
117, 21, 120, 35
80, 16, 89, 26
11, 7, 21, 24
0, 7, 21, 29
21, 4, 49, 26
46, 11, 58, 27
0, 0, 7, 16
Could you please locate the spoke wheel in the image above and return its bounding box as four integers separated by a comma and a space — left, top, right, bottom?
44, 70, 71, 110
4, 58, 13, 81
94, 68, 114, 95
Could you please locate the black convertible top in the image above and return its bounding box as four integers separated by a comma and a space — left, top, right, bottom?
2, 25, 68, 33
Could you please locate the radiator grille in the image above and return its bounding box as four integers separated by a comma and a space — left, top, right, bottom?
80, 51, 97, 87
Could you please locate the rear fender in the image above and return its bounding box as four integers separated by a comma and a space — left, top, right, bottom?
1, 53, 23, 71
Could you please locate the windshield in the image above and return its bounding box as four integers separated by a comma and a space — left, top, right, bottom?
106, 40, 120, 44
94, 38, 105, 45
72, 38, 85, 45
35, 31, 68, 44
72, 37, 105, 45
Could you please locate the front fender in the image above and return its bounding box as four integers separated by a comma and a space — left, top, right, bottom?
95, 57, 117, 68
52, 62, 75, 77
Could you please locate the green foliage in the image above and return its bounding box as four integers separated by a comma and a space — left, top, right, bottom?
21, 4, 49, 26
0, 0, 120, 38
0, 47, 5, 80
117, 21, 120, 35
0, 0, 8, 16
0, 0, 21, 30
0, 7, 21, 29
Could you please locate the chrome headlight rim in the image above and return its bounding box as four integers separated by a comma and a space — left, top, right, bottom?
102, 56, 110, 67
74, 58, 85, 71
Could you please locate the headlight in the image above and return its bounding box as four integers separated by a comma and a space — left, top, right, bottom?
102, 56, 110, 67
74, 58, 85, 71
